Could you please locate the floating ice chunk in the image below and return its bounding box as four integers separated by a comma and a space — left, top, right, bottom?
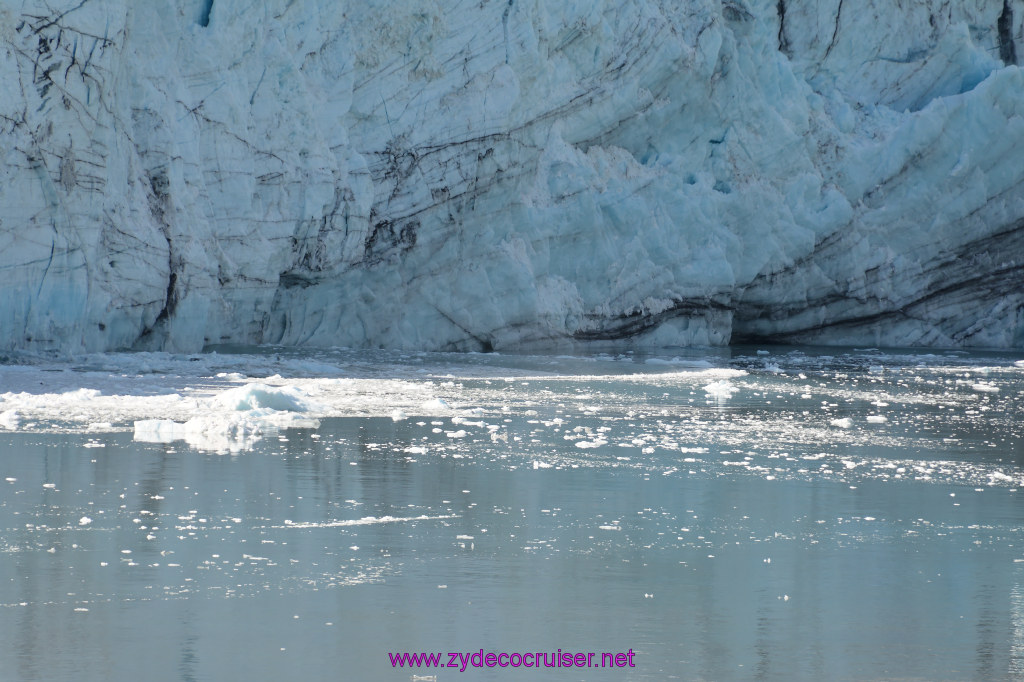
134, 416, 265, 454
533, 460, 552, 469
214, 383, 312, 412
79, 516, 92, 526
988, 471, 1015, 484
134, 419, 190, 441
830, 417, 854, 428
0, 410, 20, 429
422, 398, 451, 410
703, 380, 739, 398
64, 388, 101, 401
644, 357, 713, 368
575, 439, 607, 449
866, 415, 888, 424
391, 409, 407, 421
971, 383, 999, 393
445, 429, 467, 438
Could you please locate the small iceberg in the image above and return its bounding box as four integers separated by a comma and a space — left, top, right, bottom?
703, 380, 739, 399
133, 382, 319, 453
214, 383, 314, 412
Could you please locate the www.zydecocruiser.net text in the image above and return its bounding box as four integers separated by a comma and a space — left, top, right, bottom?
389, 648, 637, 671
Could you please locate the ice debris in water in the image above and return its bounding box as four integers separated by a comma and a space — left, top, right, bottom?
133, 383, 319, 453
134, 416, 265, 454
830, 418, 854, 429
213, 383, 313, 412
988, 471, 1015, 485
703, 380, 739, 399
422, 398, 451, 411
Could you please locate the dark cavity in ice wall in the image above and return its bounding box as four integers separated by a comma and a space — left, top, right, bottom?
198, 0, 213, 28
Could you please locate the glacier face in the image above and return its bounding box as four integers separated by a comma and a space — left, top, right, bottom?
1, 0, 1022, 353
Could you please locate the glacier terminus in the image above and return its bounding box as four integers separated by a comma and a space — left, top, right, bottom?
1, 0, 1023, 353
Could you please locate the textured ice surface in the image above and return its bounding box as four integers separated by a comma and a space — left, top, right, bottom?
0, 1, 1023, 352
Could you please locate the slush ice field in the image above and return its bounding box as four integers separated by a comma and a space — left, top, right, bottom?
1, 346, 1023, 679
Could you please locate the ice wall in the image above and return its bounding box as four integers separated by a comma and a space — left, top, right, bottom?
1, 0, 1022, 353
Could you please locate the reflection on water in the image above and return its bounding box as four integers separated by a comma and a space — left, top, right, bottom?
0, 347, 1023, 680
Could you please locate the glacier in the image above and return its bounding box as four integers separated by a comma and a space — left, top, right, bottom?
1, 0, 1023, 353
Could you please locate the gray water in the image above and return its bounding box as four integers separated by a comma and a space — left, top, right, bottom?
1, 346, 1023, 680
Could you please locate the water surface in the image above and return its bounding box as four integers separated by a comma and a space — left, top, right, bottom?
1, 346, 1023, 680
